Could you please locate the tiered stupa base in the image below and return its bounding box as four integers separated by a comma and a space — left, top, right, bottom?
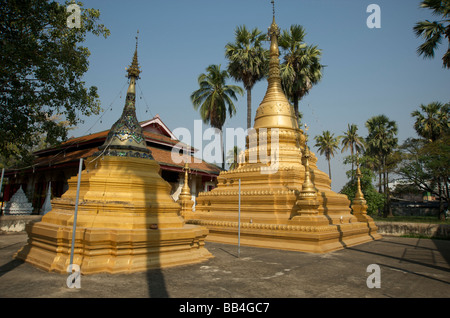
16, 156, 212, 274
185, 148, 381, 254
187, 196, 381, 254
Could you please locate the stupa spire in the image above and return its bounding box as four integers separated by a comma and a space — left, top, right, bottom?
97, 30, 152, 158
253, 1, 298, 130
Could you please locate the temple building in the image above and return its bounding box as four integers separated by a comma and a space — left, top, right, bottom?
183, 13, 381, 253
2, 114, 220, 214
15, 38, 213, 273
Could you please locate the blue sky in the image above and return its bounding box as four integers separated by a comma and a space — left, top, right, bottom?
72, 0, 450, 192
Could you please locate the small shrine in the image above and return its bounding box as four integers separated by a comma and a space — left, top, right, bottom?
2, 186, 33, 215
177, 162, 195, 217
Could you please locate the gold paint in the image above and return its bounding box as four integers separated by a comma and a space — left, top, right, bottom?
184, 13, 380, 253
351, 166, 378, 238
178, 162, 194, 217
15, 38, 212, 274
254, 16, 298, 131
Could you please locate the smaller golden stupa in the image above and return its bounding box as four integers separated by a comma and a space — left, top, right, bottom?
16, 35, 212, 274
177, 162, 194, 217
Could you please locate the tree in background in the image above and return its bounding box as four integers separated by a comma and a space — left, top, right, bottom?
191, 64, 244, 169
411, 102, 449, 142
279, 25, 324, 122
365, 115, 398, 217
225, 25, 268, 130
0, 0, 110, 165
340, 124, 365, 175
399, 101, 450, 218
413, 0, 450, 69
313, 130, 340, 180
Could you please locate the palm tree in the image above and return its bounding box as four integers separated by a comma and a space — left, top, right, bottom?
279, 25, 324, 121
225, 25, 268, 130
365, 115, 398, 217
413, 0, 450, 69
314, 130, 341, 180
191, 64, 244, 169
340, 124, 365, 174
411, 101, 449, 217
411, 101, 449, 142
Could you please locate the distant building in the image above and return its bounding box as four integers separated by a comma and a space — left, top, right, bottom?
2, 115, 221, 213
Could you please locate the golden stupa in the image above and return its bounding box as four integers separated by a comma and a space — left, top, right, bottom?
15, 37, 212, 274
177, 162, 195, 217
184, 11, 381, 253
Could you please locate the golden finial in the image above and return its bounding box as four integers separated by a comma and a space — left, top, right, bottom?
254, 0, 297, 130
268, 1, 280, 40
181, 161, 191, 196
126, 30, 141, 79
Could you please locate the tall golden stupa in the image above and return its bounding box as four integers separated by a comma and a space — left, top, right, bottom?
184, 8, 381, 253
16, 37, 212, 274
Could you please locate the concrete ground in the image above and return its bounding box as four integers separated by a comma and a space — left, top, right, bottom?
0, 233, 449, 300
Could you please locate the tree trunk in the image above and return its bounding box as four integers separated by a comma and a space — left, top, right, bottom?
438, 176, 444, 220
327, 158, 332, 180
220, 128, 225, 170
378, 166, 382, 193
386, 169, 394, 217
293, 93, 299, 123
350, 147, 354, 180
382, 156, 388, 217
247, 88, 252, 130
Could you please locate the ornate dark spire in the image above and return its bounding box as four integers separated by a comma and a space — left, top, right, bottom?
97, 31, 152, 159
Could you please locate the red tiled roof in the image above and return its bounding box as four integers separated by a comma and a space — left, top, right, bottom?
32, 131, 220, 176
34, 129, 194, 157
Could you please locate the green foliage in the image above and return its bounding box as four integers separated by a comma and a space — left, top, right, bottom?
225, 25, 268, 130
339, 124, 365, 172
413, 0, 450, 68
365, 115, 398, 160
0, 0, 110, 166
397, 102, 450, 207
397, 136, 449, 202
279, 24, 324, 121
411, 101, 449, 142
190, 64, 243, 129
313, 130, 340, 179
190, 64, 243, 169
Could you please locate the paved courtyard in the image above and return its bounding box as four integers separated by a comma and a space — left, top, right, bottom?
0, 233, 449, 300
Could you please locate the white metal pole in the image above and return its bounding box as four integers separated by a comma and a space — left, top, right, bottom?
69, 158, 83, 266
238, 178, 241, 258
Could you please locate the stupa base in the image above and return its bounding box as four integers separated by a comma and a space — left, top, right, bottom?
16, 221, 212, 275
188, 219, 381, 254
